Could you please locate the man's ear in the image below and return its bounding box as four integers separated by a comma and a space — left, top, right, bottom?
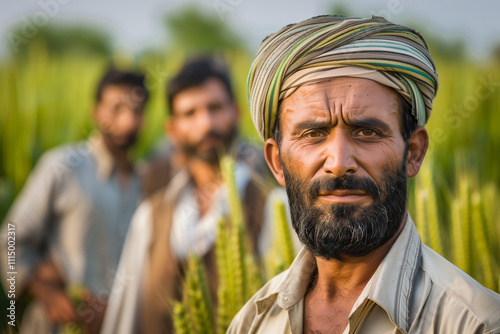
406, 126, 429, 177
265, 138, 286, 187
231, 103, 241, 122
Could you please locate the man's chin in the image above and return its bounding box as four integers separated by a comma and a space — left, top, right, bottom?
313, 201, 371, 219
181, 148, 219, 164
109, 136, 137, 150
197, 152, 221, 164
116, 141, 136, 150
189, 144, 230, 164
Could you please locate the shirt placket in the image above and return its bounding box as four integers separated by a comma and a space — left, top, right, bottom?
287, 298, 304, 334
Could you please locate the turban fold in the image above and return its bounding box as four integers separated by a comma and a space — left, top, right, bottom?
248, 15, 439, 140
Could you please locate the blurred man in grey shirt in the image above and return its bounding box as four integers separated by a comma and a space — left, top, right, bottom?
1, 67, 148, 333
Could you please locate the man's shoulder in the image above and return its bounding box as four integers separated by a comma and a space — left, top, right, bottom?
229, 270, 289, 332
237, 140, 264, 157
419, 244, 500, 329
139, 154, 178, 198
251, 269, 290, 300
236, 141, 267, 169
36, 143, 82, 164
146, 185, 169, 209
236, 140, 277, 190
28, 142, 91, 178
128, 198, 154, 232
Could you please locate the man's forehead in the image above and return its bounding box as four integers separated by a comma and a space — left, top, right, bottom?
102, 84, 146, 104
280, 77, 401, 125
173, 81, 227, 113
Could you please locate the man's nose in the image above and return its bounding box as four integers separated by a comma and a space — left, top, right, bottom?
197, 108, 216, 134
322, 131, 358, 177
120, 108, 141, 132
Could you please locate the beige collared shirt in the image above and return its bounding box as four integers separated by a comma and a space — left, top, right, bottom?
228, 214, 500, 334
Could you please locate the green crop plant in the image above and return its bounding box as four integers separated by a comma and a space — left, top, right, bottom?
173, 256, 214, 334
411, 155, 500, 293
265, 198, 295, 278
220, 156, 247, 309
173, 156, 293, 333
471, 192, 496, 290
172, 301, 192, 334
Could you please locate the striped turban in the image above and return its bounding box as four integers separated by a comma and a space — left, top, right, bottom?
248, 15, 439, 140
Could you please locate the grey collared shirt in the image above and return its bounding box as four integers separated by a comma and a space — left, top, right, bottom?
1, 135, 141, 295
228, 214, 500, 333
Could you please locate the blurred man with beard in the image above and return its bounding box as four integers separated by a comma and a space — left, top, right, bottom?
102, 56, 271, 334
228, 15, 500, 334
0, 68, 148, 334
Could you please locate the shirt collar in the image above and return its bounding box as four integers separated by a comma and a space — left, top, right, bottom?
255, 246, 316, 314
254, 213, 422, 333
364, 213, 422, 332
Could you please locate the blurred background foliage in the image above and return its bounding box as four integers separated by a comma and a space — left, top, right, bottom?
0, 4, 499, 331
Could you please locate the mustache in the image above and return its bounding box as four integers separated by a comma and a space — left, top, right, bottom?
201, 131, 226, 142
307, 175, 381, 200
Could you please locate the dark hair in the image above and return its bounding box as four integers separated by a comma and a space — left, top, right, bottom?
399, 96, 418, 144
273, 93, 418, 147
95, 67, 149, 103
167, 56, 234, 115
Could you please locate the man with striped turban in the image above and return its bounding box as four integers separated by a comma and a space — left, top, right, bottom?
229, 15, 500, 333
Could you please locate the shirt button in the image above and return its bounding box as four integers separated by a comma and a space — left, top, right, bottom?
284, 297, 288, 301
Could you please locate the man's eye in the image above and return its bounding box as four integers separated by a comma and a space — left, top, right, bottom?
208, 103, 224, 113
180, 110, 195, 118
357, 129, 378, 137
303, 130, 325, 138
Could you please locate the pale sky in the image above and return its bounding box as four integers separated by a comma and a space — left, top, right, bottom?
1, 0, 499, 59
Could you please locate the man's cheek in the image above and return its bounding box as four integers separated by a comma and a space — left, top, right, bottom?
99, 116, 116, 134
290, 153, 323, 178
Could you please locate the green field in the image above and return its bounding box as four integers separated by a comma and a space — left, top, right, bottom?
0, 15, 499, 333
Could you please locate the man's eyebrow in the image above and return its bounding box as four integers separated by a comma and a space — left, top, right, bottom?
291, 117, 391, 132
345, 116, 391, 132
292, 119, 334, 132
176, 107, 195, 116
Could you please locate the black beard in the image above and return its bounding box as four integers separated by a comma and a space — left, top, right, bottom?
283, 158, 408, 261
179, 128, 236, 164
101, 132, 138, 151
